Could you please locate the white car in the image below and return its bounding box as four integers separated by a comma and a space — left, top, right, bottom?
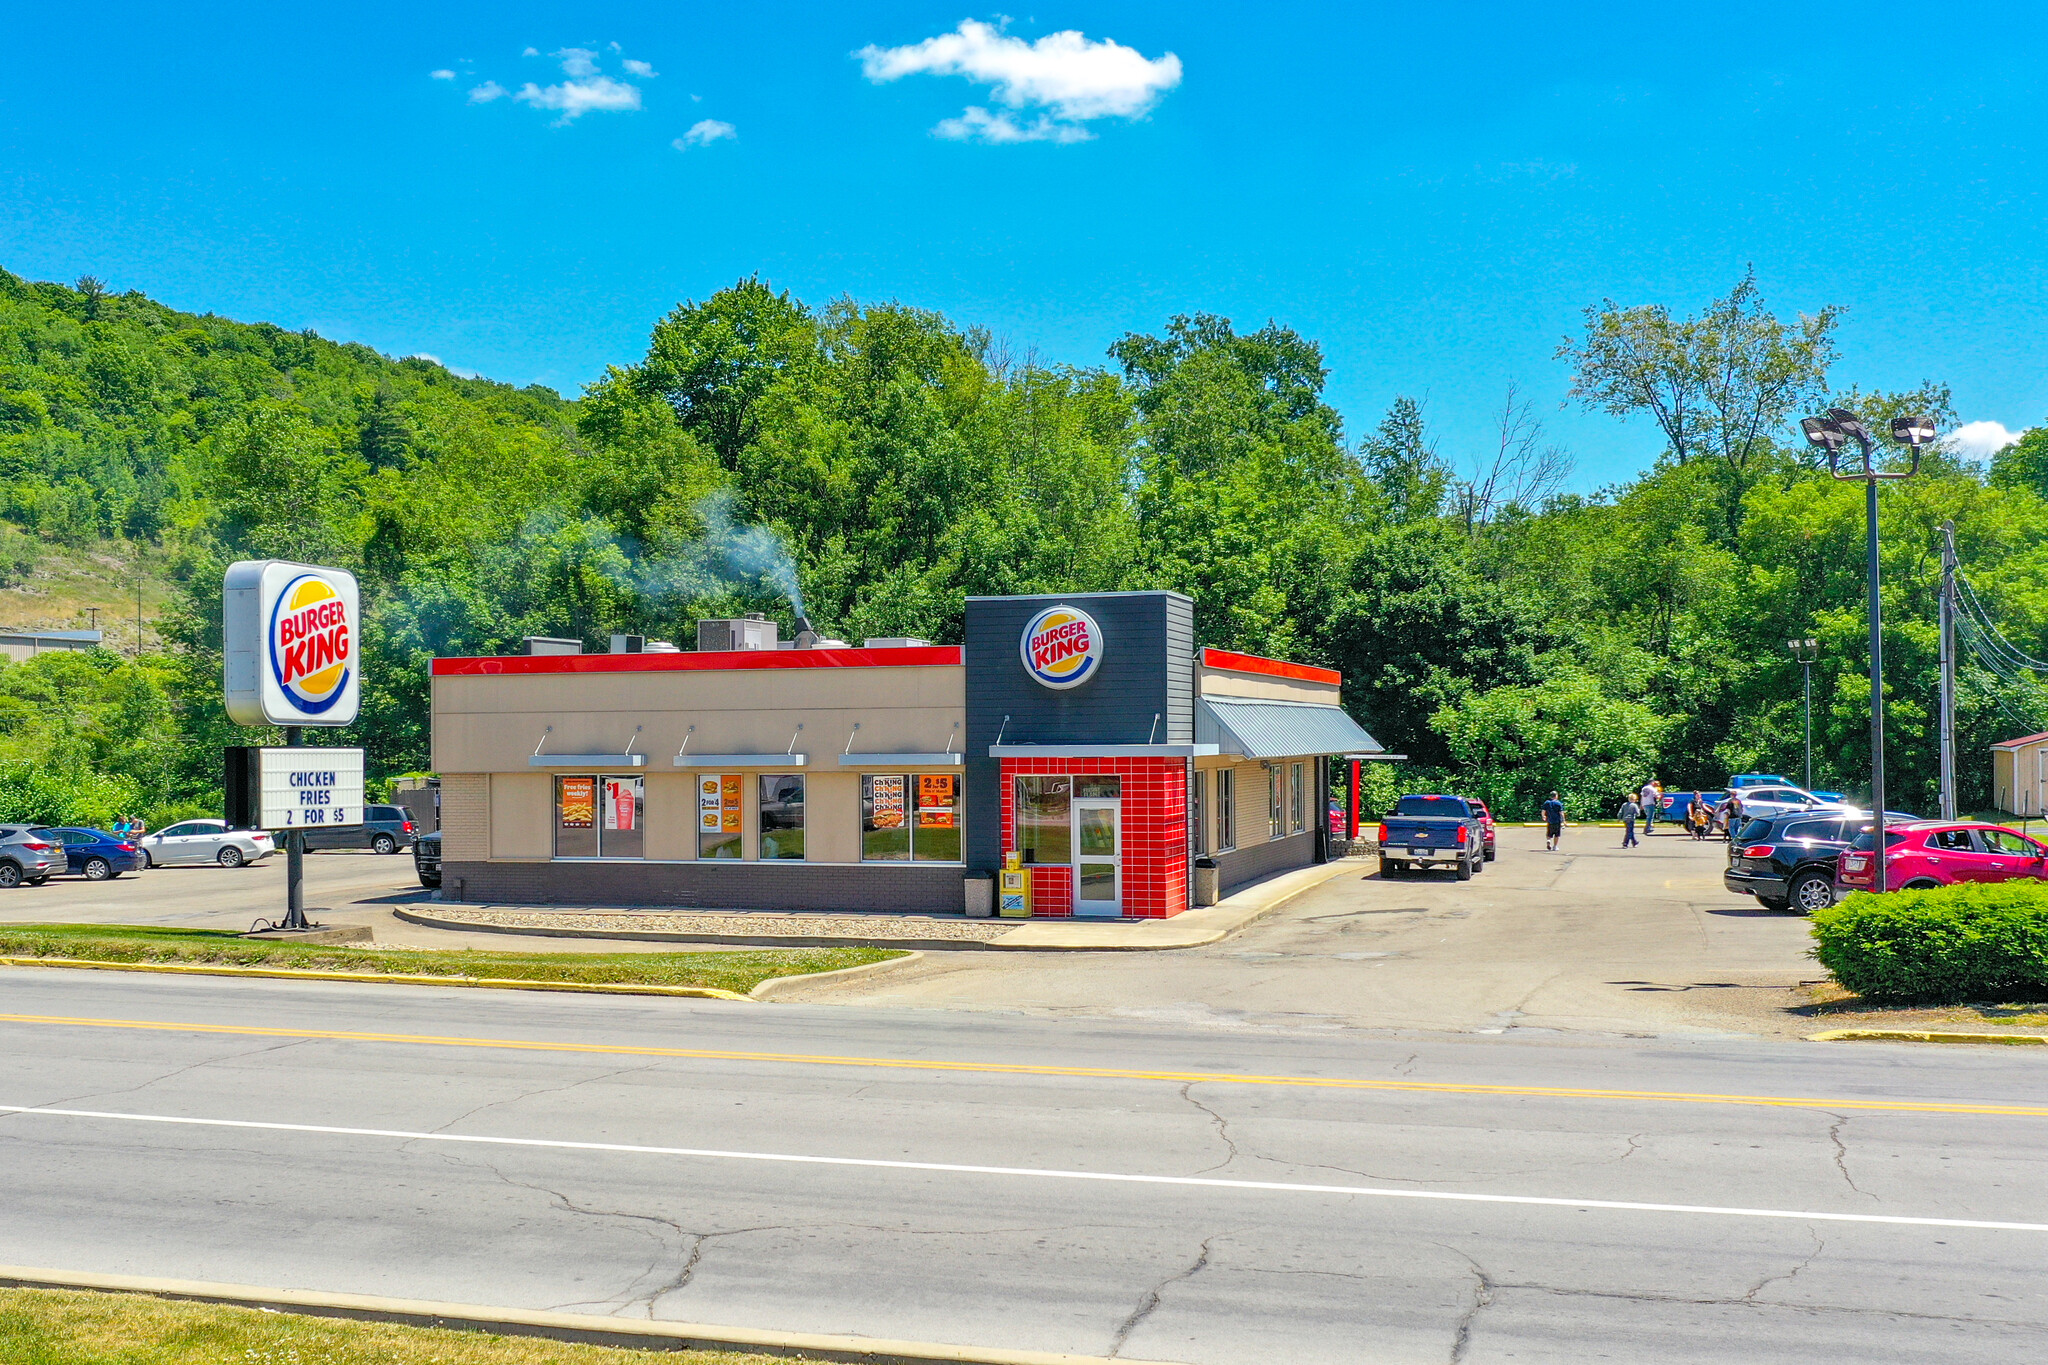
140, 820, 276, 868
1725, 785, 1834, 820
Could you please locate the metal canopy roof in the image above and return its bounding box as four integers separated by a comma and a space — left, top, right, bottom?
1197, 697, 1382, 760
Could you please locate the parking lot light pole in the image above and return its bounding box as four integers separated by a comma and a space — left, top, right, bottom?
1801, 410, 1933, 894
1787, 638, 1819, 791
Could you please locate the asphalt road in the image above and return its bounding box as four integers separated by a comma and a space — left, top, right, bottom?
0, 849, 423, 930
4, 968, 2046, 1364
791, 825, 1827, 1038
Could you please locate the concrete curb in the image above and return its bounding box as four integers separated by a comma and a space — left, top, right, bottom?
0, 956, 755, 1001
394, 906, 1008, 952
749, 950, 925, 999
392, 860, 1357, 954
0, 1266, 1190, 1365
1809, 1027, 2048, 1046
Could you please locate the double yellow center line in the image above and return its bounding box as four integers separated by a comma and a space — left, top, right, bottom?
5, 1012, 2043, 1118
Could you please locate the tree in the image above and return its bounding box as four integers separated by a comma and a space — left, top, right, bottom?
1558, 270, 1839, 537
1360, 396, 1449, 525
1431, 670, 1673, 820
1453, 383, 1573, 532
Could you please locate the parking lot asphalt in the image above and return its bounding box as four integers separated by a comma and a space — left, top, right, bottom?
0, 849, 425, 930
779, 824, 1826, 1039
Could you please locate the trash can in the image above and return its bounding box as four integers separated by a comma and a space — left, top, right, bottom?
964, 871, 994, 918
1193, 857, 1220, 907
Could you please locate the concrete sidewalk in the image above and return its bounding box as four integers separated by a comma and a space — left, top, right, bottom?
390, 859, 1360, 953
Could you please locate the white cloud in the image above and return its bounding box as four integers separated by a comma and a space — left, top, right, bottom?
935, 106, 1092, 144
468, 81, 507, 103
857, 19, 1180, 143
622, 58, 657, 77
1946, 420, 2027, 459
674, 119, 737, 148
515, 74, 641, 118
430, 69, 456, 80
521, 46, 539, 57
555, 46, 600, 78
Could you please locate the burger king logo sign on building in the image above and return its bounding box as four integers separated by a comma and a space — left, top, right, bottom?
223, 561, 362, 727
1020, 605, 1103, 689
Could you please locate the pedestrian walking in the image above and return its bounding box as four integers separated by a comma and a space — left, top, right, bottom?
1542, 791, 1565, 851
1687, 791, 1710, 841
1640, 779, 1661, 833
1618, 796, 1641, 848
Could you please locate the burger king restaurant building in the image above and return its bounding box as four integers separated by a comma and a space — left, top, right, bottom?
430, 591, 1382, 918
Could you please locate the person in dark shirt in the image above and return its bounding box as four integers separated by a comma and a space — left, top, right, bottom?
1617, 796, 1641, 848
1541, 791, 1565, 851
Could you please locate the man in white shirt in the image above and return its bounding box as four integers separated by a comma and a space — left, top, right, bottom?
1640, 780, 1662, 834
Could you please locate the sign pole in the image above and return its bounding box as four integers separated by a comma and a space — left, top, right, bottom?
283, 724, 307, 930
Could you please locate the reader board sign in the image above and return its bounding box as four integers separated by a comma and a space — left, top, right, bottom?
257, 747, 365, 830
223, 560, 362, 728
1020, 604, 1102, 690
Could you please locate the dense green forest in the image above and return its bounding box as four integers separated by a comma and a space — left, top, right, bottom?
1, 263, 2044, 824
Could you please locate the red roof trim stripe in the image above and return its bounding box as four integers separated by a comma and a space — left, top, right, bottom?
1992, 731, 2048, 749
1200, 647, 1341, 687
432, 646, 963, 677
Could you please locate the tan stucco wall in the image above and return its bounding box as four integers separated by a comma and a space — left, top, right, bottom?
488, 772, 550, 859
432, 664, 965, 774
804, 771, 861, 863
439, 773, 489, 861
1197, 667, 1340, 706
644, 773, 695, 861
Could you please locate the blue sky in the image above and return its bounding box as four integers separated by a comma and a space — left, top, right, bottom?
3, 1, 2042, 486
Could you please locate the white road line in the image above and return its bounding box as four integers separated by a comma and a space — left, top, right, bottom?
6, 1102, 2044, 1233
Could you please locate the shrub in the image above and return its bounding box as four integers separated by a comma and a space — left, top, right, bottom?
1811, 881, 2048, 1004
0, 762, 143, 830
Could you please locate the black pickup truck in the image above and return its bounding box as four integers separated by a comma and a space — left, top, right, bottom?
1378, 794, 1485, 880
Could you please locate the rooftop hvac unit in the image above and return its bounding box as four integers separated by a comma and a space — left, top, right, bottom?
862, 637, 933, 649
522, 637, 582, 656
695, 615, 779, 652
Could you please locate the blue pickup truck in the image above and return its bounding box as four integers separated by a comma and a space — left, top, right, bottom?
1378, 794, 1485, 880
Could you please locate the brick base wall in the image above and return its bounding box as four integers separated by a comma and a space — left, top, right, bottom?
441, 860, 966, 913
1212, 830, 1317, 894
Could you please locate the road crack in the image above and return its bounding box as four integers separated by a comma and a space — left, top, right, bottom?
1824, 1113, 1877, 1201
1179, 1083, 1239, 1174
1108, 1235, 1214, 1358
1441, 1246, 1495, 1364
1744, 1227, 1824, 1303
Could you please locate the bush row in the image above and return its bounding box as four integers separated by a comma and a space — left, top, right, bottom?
1811, 881, 2048, 1003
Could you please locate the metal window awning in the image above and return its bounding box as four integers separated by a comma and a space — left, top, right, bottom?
1197, 697, 1382, 760
988, 744, 1219, 758
530, 754, 647, 767
839, 752, 963, 766
674, 754, 809, 767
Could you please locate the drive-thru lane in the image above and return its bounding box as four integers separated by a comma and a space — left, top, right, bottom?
3, 969, 2045, 1364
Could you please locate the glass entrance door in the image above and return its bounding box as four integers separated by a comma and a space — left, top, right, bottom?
1073, 798, 1121, 917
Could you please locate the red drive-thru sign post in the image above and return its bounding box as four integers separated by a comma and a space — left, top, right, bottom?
224, 560, 364, 931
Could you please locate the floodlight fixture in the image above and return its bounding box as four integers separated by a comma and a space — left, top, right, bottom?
1800, 417, 1845, 452
1891, 415, 1938, 448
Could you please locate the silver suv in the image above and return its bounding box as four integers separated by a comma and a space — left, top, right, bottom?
0, 825, 63, 887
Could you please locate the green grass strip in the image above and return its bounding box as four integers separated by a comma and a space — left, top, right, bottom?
0, 1285, 779, 1364
0, 924, 901, 996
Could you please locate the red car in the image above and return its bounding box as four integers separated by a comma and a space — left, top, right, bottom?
1836, 821, 2048, 892
1458, 797, 1498, 862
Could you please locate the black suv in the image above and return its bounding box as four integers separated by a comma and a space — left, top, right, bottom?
413, 831, 441, 888
301, 803, 417, 855
1723, 810, 1912, 913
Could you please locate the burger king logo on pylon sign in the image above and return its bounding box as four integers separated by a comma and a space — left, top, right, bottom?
269, 573, 354, 715
222, 560, 362, 727
1020, 605, 1103, 690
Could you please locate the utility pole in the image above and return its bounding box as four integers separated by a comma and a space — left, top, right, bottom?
1788, 638, 1819, 791
1938, 521, 1959, 821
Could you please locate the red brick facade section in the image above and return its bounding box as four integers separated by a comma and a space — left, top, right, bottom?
999, 756, 1189, 919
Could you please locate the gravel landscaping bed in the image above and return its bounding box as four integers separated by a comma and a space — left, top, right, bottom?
419, 905, 1018, 942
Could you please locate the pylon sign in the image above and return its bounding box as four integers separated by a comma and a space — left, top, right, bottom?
224, 561, 361, 727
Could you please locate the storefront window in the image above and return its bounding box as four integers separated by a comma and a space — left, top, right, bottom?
1268, 768, 1283, 840
1290, 763, 1305, 835
555, 776, 598, 858
556, 775, 642, 858
1075, 775, 1121, 799
914, 774, 961, 862
698, 773, 743, 859
1216, 769, 1235, 850
759, 775, 805, 860
1191, 771, 1206, 855
863, 774, 962, 861
1014, 775, 1071, 865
